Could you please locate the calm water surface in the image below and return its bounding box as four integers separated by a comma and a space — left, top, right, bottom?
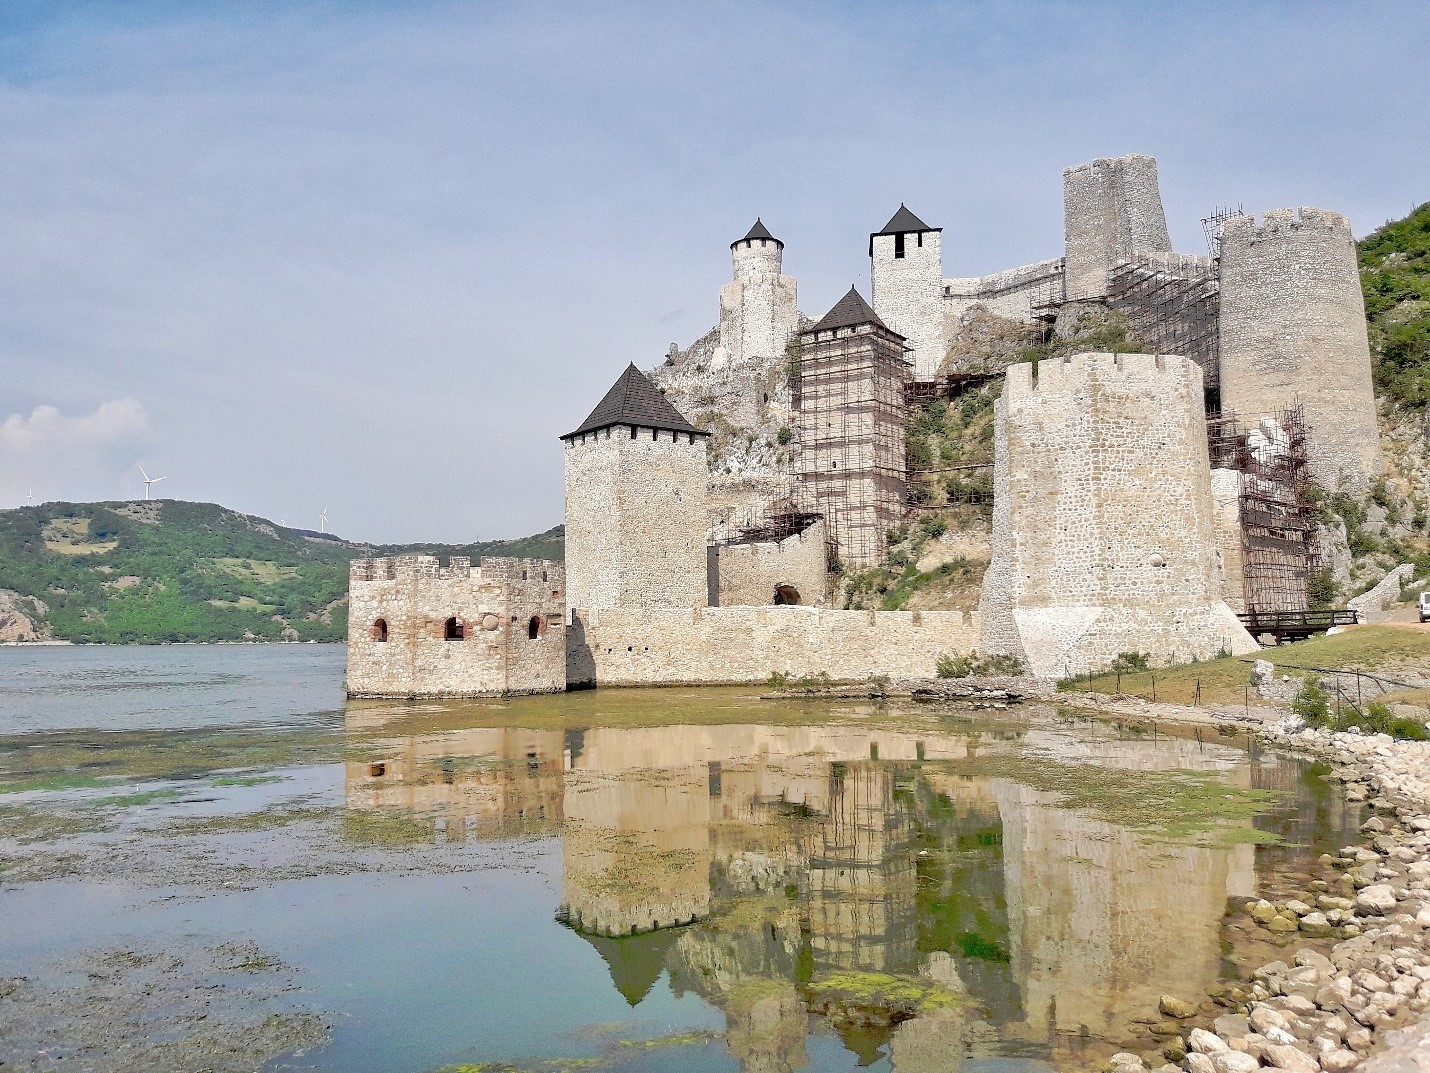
0, 646, 1361, 1072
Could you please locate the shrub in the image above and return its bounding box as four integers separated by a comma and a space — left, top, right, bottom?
1307, 567, 1338, 611
776, 426, 792, 445
1360, 700, 1430, 741
1292, 676, 1330, 727
1109, 651, 1150, 673
937, 651, 1025, 678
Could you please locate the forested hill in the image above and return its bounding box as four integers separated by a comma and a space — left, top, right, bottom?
1360, 200, 1430, 409
0, 499, 562, 644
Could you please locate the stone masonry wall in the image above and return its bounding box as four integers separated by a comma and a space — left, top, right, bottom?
719, 239, 798, 368
566, 606, 980, 687
871, 229, 945, 379
346, 555, 566, 697
1063, 154, 1172, 298
564, 427, 710, 612
942, 257, 1066, 326
1218, 207, 1385, 491
1209, 468, 1247, 613
715, 518, 829, 607
978, 353, 1258, 677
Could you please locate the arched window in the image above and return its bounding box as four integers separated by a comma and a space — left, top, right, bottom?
773, 584, 801, 605
444, 617, 465, 640
528, 615, 544, 639
370, 618, 389, 642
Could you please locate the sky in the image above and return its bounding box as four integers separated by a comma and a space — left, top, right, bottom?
1, 1, 1427, 543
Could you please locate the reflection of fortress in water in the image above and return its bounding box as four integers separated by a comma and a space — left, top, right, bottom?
342, 709, 1326, 1066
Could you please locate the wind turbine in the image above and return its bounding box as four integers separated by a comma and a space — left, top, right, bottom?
319, 507, 329, 534
139, 466, 167, 500
24, 486, 35, 506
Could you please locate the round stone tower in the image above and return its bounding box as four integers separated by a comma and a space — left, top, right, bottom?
718, 219, 798, 367
1218, 207, 1384, 490
869, 204, 944, 380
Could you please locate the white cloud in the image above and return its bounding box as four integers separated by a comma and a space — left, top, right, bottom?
0, 398, 149, 503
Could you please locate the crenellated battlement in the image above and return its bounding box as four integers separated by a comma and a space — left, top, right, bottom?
1061, 152, 1159, 179
349, 555, 564, 585
1221, 206, 1353, 245
1006, 351, 1200, 397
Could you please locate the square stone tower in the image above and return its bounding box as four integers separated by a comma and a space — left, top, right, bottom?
869, 205, 945, 380
978, 353, 1257, 677
718, 219, 798, 367
796, 287, 911, 569
561, 364, 712, 612
1063, 154, 1172, 298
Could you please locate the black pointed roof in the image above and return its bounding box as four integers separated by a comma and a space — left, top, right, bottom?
732, 217, 782, 249
873, 203, 937, 236
578, 928, 683, 1007
809, 286, 901, 337
868, 203, 941, 255
562, 363, 709, 440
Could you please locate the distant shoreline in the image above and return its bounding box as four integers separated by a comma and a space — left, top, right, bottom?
1, 640, 346, 647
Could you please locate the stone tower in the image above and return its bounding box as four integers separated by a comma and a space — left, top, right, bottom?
869, 205, 945, 380
1218, 208, 1384, 490
717, 218, 798, 368
978, 352, 1257, 677
1062, 154, 1172, 298
561, 364, 711, 612
796, 287, 910, 569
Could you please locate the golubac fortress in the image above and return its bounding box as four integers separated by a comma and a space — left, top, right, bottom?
346, 151, 1383, 695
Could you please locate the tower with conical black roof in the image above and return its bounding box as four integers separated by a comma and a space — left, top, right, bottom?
795, 287, 910, 568
718, 218, 798, 369
561, 364, 712, 614
869, 204, 945, 380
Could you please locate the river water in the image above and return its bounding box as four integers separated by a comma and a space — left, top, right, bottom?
0, 646, 1362, 1072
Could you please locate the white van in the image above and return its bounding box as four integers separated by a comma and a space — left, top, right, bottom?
1420, 591, 1430, 623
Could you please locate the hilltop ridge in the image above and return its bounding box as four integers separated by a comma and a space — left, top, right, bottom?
0, 499, 562, 644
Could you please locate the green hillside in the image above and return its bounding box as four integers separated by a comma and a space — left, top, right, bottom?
1360, 201, 1430, 409
0, 500, 562, 644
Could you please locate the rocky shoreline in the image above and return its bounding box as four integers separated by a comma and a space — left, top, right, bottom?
1080, 704, 1430, 1073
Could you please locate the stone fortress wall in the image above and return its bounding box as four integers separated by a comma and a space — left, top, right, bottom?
1218, 207, 1385, 490
346, 555, 566, 698
977, 353, 1258, 677
563, 427, 711, 613
713, 517, 830, 607
567, 605, 981, 687
942, 256, 1066, 324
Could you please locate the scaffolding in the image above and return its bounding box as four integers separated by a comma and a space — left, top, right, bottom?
1201, 204, 1245, 259
795, 326, 911, 569
1106, 255, 1221, 391
1207, 405, 1316, 614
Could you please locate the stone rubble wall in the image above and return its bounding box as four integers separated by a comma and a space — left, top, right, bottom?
346, 555, 566, 697
1218, 208, 1385, 491
942, 256, 1066, 324
714, 518, 830, 608
871, 228, 946, 379
978, 353, 1258, 677
1063, 153, 1173, 298
563, 428, 710, 613
1348, 565, 1417, 617
566, 606, 981, 687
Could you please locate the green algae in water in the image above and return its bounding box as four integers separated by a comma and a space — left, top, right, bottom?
616, 1030, 720, 1048
805, 970, 963, 1016
341, 809, 436, 846
936, 755, 1285, 846
162, 804, 337, 836
0, 803, 113, 843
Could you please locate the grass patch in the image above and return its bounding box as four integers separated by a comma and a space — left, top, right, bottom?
210, 775, 285, 786
0, 803, 112, 843
89, 787, 186, 808
163, 804, 336, 835
1063, 626, 1430, 705
616, 1031, 719, 1048
341, 809, 436, 846
805, 970, 962, 1022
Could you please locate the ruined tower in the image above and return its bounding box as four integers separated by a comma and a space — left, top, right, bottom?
869, 205, 945, 380
796, 287, 910, 569
717, 219, 798, 368
561, 364, 711, 613
1062, 154, 1172, 298
978, 352, 1257, 677
1218, 208, 1384, 490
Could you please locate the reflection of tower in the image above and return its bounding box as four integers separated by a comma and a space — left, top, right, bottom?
558, 763, 712, 936
344, 725, 565, 839
806, 761, 918, 973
